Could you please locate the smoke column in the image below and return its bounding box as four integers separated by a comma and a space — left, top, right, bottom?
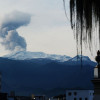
0, 11, 31, 52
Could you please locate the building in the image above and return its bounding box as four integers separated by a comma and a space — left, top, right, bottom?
66, 90, 94, 100
8, 94, 48, 100
92, 50, 100, 100
14, 96, 31, 100
52, 94, 66, 100
31, 94, 47, 100
0, 93, 8, 100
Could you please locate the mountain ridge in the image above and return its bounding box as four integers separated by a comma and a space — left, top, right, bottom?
3, 51, 71, 62
3, 51, 94, 63
0, 51, 96, 96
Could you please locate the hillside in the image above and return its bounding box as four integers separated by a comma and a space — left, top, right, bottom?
0, 52, 96, 96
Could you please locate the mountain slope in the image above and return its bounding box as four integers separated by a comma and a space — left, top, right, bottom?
0, 56, 96, 96
68, 55, 91, 62
3, 51, 71, 62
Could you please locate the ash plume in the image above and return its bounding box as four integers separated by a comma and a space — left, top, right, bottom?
0, 11, 31, 52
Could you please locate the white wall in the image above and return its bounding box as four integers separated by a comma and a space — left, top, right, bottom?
66, 90, 94, 100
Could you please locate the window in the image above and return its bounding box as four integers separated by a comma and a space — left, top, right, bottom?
79, 98, 82, 100
68, 92, 72, 96
74, 92, 77, 96
74, 98, 77, 100
85, 98, 88, 100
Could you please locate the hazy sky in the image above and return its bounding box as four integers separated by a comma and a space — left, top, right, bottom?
0, 0, 94, 59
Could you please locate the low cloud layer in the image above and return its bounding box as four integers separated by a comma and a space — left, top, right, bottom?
0, 11, 31, 52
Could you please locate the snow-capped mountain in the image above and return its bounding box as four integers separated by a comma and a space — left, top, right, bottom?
1, 52, 96, 96
65, 55, 95, 65
0, 56, 95, 96
69, 55, 91, 62
3, 51, 72, 62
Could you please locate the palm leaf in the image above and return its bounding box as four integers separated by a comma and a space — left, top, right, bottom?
70, 0, 100, 55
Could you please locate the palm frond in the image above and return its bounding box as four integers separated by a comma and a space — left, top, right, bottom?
70, 0, 100, 55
